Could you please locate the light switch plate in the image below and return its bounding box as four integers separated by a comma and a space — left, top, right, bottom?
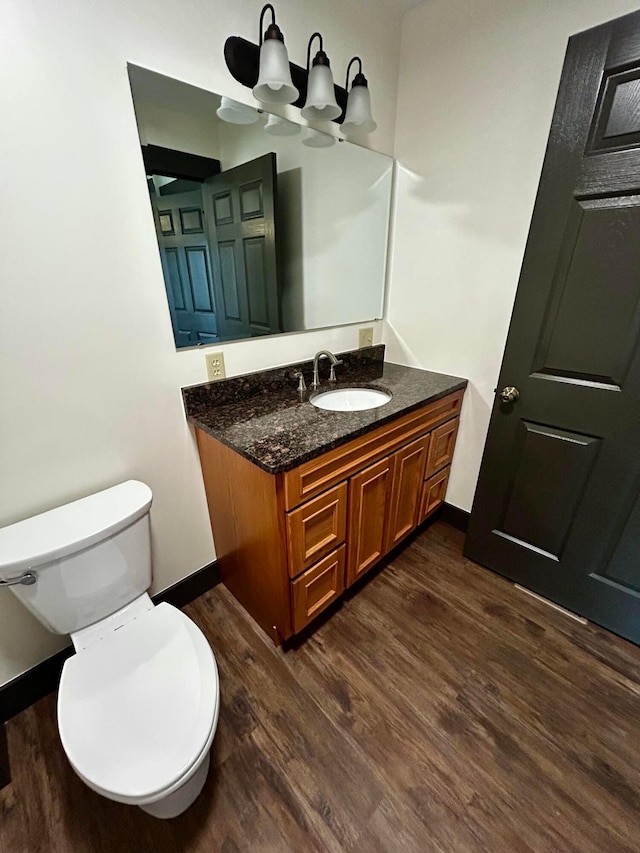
359, 327, 374, 348
205, 351, 226, 381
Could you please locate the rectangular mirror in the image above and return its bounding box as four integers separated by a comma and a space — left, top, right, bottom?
128, 65, 393, 348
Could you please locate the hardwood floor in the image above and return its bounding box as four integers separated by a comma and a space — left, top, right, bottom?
2, 520, 640, 852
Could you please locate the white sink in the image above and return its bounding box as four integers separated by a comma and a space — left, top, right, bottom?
311, 387, 392, 412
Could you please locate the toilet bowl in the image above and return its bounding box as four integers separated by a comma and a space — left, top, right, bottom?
59, 598, 219, 818
0, 480, 219, 818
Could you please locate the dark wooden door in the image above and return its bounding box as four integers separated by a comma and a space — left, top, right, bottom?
465, 9, 640, 644
202, 153, 281, 341
151, 185, 218, 347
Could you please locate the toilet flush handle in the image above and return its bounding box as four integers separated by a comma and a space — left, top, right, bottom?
0, 571, 38, 587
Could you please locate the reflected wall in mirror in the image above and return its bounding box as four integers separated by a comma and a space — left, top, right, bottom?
128, 65, 393, 348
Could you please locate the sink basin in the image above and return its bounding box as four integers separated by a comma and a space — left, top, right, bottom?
311, 387, 392, 412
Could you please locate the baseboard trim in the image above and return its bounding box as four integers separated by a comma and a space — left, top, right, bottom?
0, 560, 219, 728
153, 560, 220, 609
0, 723, 11, 790
439, 502, 470, 533
0, 646, 73, 728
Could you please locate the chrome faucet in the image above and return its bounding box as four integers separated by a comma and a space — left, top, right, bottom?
312, 350, 343, 389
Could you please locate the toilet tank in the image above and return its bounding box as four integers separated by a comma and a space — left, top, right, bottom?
0, 481, 153, 634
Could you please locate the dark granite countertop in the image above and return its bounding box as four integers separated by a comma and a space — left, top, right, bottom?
182, 345, 467, 474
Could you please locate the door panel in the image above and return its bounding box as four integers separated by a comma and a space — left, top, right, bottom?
214, 193, 233, 224
588, 67, 640, 153
601, 490, 640, 592
185, 247, 214, 312
534, 195, 640, 387
240, 181, 263, 219
164, 248, 186, 310
218, 241, 241, 320
152, 187, 218, 346
465, 9, 640, 644
203, 154, 281, 340
244, 236, 270, 329
497, 422, 600, 560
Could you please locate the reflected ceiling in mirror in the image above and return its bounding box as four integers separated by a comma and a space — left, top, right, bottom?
128, 65, 393, 348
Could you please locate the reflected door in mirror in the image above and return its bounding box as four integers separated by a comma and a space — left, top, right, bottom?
203, 153, 281, 341
151, 183, 218, 347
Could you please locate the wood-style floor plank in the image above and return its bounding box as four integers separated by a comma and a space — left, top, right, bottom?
1, 521, 640, 852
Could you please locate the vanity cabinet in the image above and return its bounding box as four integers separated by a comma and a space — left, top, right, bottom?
194, 388, 463, 644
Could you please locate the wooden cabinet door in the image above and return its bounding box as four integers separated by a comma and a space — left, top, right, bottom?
291, 546, 346, 633
346, 456, 394, 587
386, 435, 430, 552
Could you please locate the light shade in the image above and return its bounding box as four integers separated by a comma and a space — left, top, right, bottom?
216, 96, 260, 125
301, 62, 341, 122
302, 128, 336, 148
340, 83, 377, 134
253, 38, 298, 104
264, 113, 300, 136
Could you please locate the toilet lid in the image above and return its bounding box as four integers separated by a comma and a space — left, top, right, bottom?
58, 603, 218, 801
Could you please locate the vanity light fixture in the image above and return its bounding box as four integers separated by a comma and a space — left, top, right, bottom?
252, 3, 298, 105
223, 5, 375, 132
340, 57, 377, 134
302, 128, 336, 148
264, 113, 301, 136
216, 96, 260, 125
300, 33, 341, 122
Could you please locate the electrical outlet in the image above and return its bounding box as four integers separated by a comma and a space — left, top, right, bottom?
205, 351, 226, 381
359, 327, 374, 348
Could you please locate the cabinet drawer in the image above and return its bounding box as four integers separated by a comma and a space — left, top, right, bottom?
291, 546, 346, 633
286, 482, 347, 577
419, 466, 451, 523
425, 418, 459, 478
284, 390, 464, 510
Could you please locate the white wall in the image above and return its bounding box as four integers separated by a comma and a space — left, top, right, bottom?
0, 0, 402, 687
135, 101, 221, 158
385, 0, 640, 512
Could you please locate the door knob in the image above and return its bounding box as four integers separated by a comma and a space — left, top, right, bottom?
499, 386, 520, 404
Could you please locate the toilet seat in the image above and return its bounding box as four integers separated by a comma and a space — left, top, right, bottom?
57, 603, 219, 805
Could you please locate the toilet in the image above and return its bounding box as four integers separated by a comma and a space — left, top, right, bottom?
0, 480, 219, 819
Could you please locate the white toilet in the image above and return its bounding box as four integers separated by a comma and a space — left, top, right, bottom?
0, 480, 219, 819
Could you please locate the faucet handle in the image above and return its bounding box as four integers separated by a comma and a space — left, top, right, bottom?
328, 360, 343, 383
293, 370, 307, 393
